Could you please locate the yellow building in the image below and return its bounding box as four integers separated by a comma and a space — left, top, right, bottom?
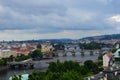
41, 43, 53, 53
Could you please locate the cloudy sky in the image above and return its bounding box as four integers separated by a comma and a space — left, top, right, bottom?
0, 0, 120, 41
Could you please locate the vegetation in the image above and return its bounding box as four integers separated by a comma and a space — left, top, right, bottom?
0, 55, 30, 65
98, 53, 103, 60
11, 75, 22, 80
28, 60, 85, 80
15, 54, 30, 62
0, 48, 43, 65
53, 43, 64, 51
96, 53, 104, 71
47, 60, 83, 74
81, 34, 120, 40
79, 42, 102, 50
111, 48, 117, 53
84, 60, 99, 74
11, 60, 103, 80
30, 49, 43, 60
0, 58, 7, 66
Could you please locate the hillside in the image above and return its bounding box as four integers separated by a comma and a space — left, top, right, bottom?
80, 34, 120, 40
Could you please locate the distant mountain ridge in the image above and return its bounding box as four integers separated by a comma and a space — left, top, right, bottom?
38, 39, 73, 43
80, 34, 120, 40
10, 39, 74, 43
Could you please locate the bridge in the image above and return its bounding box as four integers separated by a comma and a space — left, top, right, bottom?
7, 59, 34, 69
43, 49, 101, 58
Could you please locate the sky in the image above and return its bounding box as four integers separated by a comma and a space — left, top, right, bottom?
0, 0, 120, 41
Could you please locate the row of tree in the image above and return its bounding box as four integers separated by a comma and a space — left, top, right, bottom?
79, 42, 103, 50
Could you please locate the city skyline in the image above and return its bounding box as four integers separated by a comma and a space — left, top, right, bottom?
0, 0, 120, 40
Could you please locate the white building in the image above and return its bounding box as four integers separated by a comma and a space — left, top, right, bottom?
0, 50, 17, 59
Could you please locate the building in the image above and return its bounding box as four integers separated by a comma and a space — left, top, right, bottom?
41, 42, 53, 53
64, 44, 80, 51
13, 43, 36, 56
0, 50, 17, 59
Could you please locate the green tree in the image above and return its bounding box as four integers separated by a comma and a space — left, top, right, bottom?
45, 72, 61, 80
60, 71, 83, 80
84, 60, 99, 74
28, 71, 46, 80
53, 43, 64, 51
27, 60, 92, 80
47, 62, 57, 72
0, 58, 7, 65
80, 66, 89, 75
15, 54, 30, 62
98, 53, 103, 60
111, 48, 117, 53
79, 42, 102, 50
30, 49, 43, 60
12, 75, 22, 80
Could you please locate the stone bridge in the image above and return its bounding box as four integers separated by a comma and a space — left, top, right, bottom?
7, 59, 34, 69
43, 49, 101, 57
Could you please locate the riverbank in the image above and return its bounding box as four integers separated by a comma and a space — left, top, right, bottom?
0, 51, 99, 80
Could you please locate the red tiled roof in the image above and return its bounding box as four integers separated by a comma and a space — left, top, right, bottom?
12, 45, 36, 54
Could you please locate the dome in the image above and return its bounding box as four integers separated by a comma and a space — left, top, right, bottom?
114, 49, 120, 58
22, 43, 27, 47
20, 43, 27, 50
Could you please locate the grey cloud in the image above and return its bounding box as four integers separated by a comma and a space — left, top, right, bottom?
0, 0, 119, 34
0, 0, 67, 16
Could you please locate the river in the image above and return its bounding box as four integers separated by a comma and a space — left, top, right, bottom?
0, 51, 99, 80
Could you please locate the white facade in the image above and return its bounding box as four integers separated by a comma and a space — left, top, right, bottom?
0, 50, 17, 59
103, 54, 109, 67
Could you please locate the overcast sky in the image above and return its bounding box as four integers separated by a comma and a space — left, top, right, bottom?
0, 0, 120, 41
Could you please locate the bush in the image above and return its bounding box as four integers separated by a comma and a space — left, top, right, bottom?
28, 71, 46, 80
12, 75, 21, 80
0, 58, 7, 66
13, 60, 95, 80
84, 60, 99, 74
30, 49, 43, 60
60, 71, 83, 80
45, 72, 61, 80
80, 66, 89, 75
98, 53, 103, 60
97, 60, 103, 67
47, 60, 81, 73
15, 54, 30, 62
29, 71, 83, 80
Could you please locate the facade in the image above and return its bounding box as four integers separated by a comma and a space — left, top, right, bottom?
0, 43, 37, 59
103, 54, 110, 68
103, 52, 114, 68
0, 50, 17, 59
41, 42, 53, 53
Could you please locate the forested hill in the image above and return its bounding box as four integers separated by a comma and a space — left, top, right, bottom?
80, 34, 120, 40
